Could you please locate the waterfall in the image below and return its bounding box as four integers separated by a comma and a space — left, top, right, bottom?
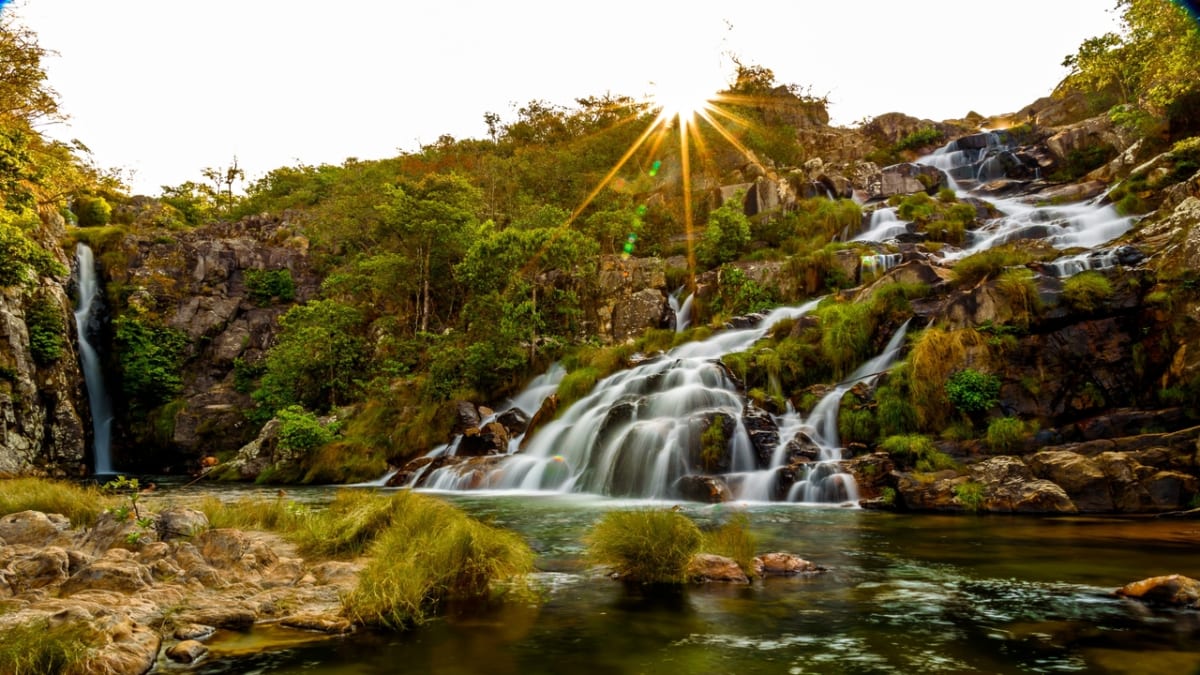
854, 207, 907, 242
73, 243, 114, 474
412, 299, 822, 497
671, 287, 694, 333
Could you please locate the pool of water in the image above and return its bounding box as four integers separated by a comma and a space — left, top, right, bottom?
160, 488, 1200, 674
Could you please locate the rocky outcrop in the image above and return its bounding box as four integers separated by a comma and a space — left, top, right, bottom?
1027, 448, 1197, 512
594, 256, 669, 344
873, 163, 947, 199
0, 210, 88, 477
0, 507, 358, 674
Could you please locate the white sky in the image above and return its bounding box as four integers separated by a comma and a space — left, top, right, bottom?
16, 0, 1121, 195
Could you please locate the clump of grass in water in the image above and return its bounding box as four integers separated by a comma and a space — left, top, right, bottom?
700, 512, 757, 577
342, 490, 534, 628
586, 509, 702, 584
0, 618, 97, 674
0, 477, 112, 526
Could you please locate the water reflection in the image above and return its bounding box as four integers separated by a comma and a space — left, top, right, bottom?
166, 489, 1200, 674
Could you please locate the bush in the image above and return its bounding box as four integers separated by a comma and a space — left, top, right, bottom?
73, 194, 112, 227
587, 509, 702, 584
954, 481, 985, 513
244, 268, 296, 306
276, 405, 337, 455
114, 315, 189, 411
698, 198, 752, 267
1061, 271, 1113, 313
986, 417, 1026, 453
945, 368, 1001, 416
951, 247, 1036, 287
0, 217, 67, 287
880, 434, 958, 472
700, 513, 756, 577
994, 268, 1042, 328
700, 416, 728, 472
23, 293, 64, 365
909, 327, 990, 430
0, 477, 111, 526
342, 491, 534, 628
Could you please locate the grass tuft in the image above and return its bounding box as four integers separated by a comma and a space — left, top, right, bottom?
700, 513, 757, 577
0, 478, 111, 526
0, 618, 96, 674
586, 509, 702, 584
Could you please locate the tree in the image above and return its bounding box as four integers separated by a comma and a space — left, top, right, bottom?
254, 299, 366, 413
0, 14, 60, 125
698, 197, 751, 267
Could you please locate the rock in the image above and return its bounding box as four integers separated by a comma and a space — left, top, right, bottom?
0, 510, 70, 546
175, 602, 257, 630
687, 554, 749, 583
496, 407, 530, 436
1116, 575, 1200, 609
688, 412, 736, 473
280, 613, 353, 634
520, 393, 558, 450
166, 639, 209, 664
612, 288, 668, 343
742, 404, 779, 469
386, 456, 433, 487
195, 528, 253, 568
452, 401, 481, 435
753, 552, 826, 576
675, 475, 733, 503
59, 555, 155, 595
1045, 115, 1121, 164
2, 546, 70, 592
457, 421, 510, 456
874, 163, 947, 198
844, 453, 895, 494
969, 456, 1077, 514
174, 623, 215, 640
784, 431, 821, 463
1027, 450, 1113, 511
156, 507, 210, 541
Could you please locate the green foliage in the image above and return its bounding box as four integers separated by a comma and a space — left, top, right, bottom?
73, 193, 111, 227
199, 493, 302, 532
587, 509, 703, 584
945, 368, 1001, 416
254, 300, 366, 413
0, 215, 66, 287
954, 481, 985, 513
1061, 271, 1113, 313
700, 415, 728, 472
817, 300, 874, 379
557, 366, 601, 409
0, 618, 96, 674
244, 268, 296, 306
0, 477, 110, 526
700, 513, 757, 577
880, 434, 959, 472
114, 315, 189, 412
23, 292, 63, 365
1049, 144, 1119, 182
951, 246, 1039, 287
710, 266, 775, 318
910, 327, 991, 430
994, 268, 1042, 329
896, 128, 944, 152
342, 490, 534, 628
276, 405, 337, 454
698, 197, 752, 267
986, 417, 1027, 453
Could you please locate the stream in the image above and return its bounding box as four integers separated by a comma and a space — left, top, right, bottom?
160, 485, 1200, 674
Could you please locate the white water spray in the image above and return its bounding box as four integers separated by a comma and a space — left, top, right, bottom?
73, 243, 114, 474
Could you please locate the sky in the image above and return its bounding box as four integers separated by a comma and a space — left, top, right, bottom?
14, 0, 1123, 195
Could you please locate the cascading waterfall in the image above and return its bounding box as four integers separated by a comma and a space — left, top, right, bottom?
854, 207, 907, 242
670, 287, 694, 333
412, 299, 822, 497
73, 243, 114, 474
914, 135, 1135, 262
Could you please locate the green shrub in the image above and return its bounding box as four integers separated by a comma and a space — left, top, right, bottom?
700, 416, 728, 472
698, 198, 752, 267
556, 366, 601, 409
945, 368, 1001, 416
73, 194, 112, 227
0, 477, 111, 526
114, 315, 189, 411
994, 268, 1042, 328
838, 405, 877, 446
587, 509, 702, 584
880, 434, 958, 472
711, 266, 775, 318
342, 490, 534, 628
23, 293, 64, 365
244, 268, 296, 306
0, 618, 97, 674
1061, 271, 1113, 313
954, 481, 985, 513
276, 405, 337, 455
700, 513, 756, 577
951, 247, 1036, 287
986, 417, 1026, 453
0, 217, 67, 287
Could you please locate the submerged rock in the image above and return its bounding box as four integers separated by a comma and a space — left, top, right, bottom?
753, 552, 826, 577
675, 475, 733, 503
687, 554, 749, 584
1116, 575, 1200, 609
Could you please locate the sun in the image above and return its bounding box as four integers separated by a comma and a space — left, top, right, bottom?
649, 57, 723, 123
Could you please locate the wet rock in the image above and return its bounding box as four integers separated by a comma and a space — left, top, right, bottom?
452, 401, 482, 435
1, 546, 70, 593
166, 639, 209, 664
174, 623, 215, 640
785, 431, 822, 463
844, 452, 895, 494
281, 613, 353, 634
687, 412, 736, 473
0, 510, 70, 546
496, 407, 530, 436
175, 601, 257, 630
457, 421, 511, 457
60, 553, 155, 595
742, 404, 779, 469
753, 552, 826, 577
687, 554, 749, 584
1116, 575, 1200, 609
969, 456, 1077, 514
386, 456, 433, 487
675, 475, 733, 503
875, 163, 947, 198
156, 507, 210, 541
520, 394, 558, 450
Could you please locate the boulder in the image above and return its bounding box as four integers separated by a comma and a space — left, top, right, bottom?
675, 475, 733, 503
166, 639, 209, 664
611, 288, 668, 343
451, 401, 481, 435
496, 407, 530, 436
874, 163, 947, 198
1044, 115, 1121, 164
0, 510, 70, 546
1, 546, 71, 593
457, 422, 511, 457
59, 553, 155, 595
156, 507, 210, 541
1027, 450, 1113, 511
520, 393, 559, 450
280, 613, 353, 634
687, 554, 749, 583
742, 404, 779, 469
1116, 574, 1200, 609
969, 456, 1077, 514
753, 552, 826, 576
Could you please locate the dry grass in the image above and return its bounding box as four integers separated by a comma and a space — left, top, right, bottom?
909, 327, 989, 430
0, 478, 112, 526
586, 509, 702, 584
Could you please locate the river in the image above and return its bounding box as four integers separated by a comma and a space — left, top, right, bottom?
172, 487, 1200, 674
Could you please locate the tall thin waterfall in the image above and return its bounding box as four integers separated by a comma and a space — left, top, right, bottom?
73, 243, 114, 474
